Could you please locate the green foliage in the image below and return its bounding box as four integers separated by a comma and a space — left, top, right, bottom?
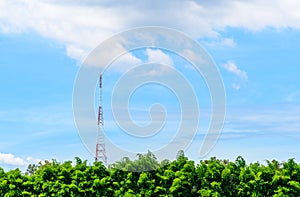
0, 151, 300, 196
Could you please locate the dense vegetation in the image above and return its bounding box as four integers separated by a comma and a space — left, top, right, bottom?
1, 151, 300, 196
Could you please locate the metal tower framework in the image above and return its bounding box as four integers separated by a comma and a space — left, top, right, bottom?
95, 74, 107, 164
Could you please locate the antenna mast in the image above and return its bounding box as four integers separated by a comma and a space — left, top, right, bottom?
95, 73, 107, 164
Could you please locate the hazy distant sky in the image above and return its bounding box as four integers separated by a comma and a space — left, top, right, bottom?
1, 0, 300, 170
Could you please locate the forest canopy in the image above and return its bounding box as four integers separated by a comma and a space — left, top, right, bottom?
1, 151, 300, 196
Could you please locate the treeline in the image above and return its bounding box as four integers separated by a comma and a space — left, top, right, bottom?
1, 151, 300, 196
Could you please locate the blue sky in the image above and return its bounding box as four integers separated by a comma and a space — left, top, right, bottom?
1, 0, 300, 170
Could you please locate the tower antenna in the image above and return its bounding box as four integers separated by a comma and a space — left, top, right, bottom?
95, 73, 107, 164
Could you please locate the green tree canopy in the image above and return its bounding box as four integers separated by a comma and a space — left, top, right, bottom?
0, 151, 300, 196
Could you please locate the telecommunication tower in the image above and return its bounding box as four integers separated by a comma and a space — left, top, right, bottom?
95, 74, 107, 164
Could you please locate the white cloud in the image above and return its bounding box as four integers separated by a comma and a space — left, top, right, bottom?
1, 0, 300, 61
221, 61, 247, 90
107, 48, 173, 75
107, 52, 143, 73
146, 48, 173, 66
0, 153, 26, 166
139, 48, 174, 76
221, 61, 248, 80
0, 152, 42, 166
0, 0, 128, 60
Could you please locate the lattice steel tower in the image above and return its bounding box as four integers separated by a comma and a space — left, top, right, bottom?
95, 74, 107, 164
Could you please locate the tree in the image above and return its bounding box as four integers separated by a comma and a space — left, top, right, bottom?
1, 153, 300, 196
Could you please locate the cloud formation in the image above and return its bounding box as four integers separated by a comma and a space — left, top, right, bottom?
221, 61, 248, 90
0, 152, 27, 166
221, 61, 248, 80
0, 152, 41, 166
107, 48, 173, 75
146, 48, 173, 66
1, 0, 300, 61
